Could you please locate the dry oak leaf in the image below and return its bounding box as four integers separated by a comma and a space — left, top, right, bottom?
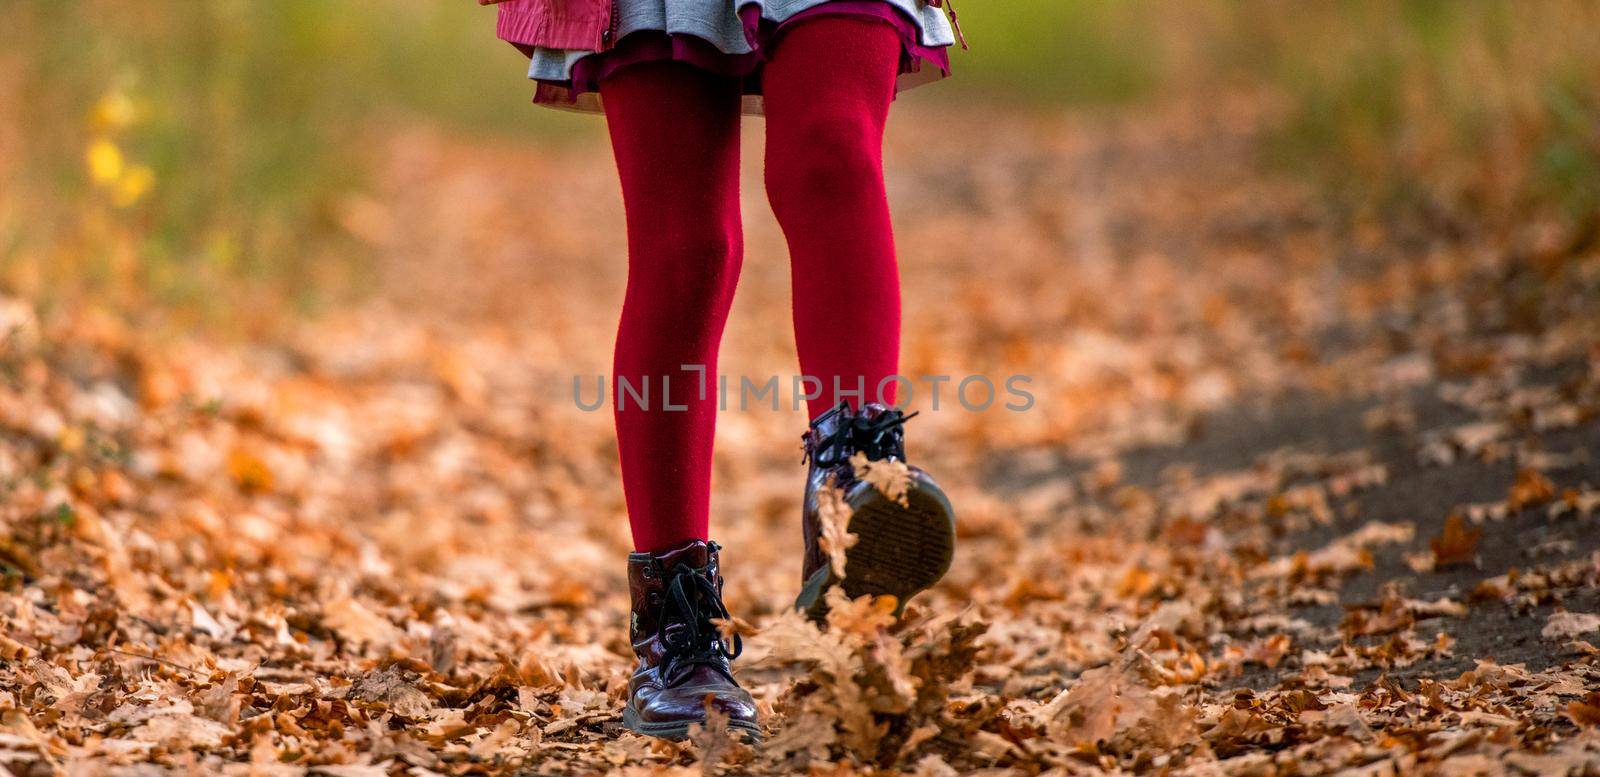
24, 660, 99, 714
815, 480, 858, 580
911, 754, 960, 777
744, 605, 872, 747
199, 672, 242, 725
310, 766, 393, 777
1041, 663, 1153, 746
1248, 521, 1410, 580
132, 713, 232, 749
711, 615, 758, 645
187, 599, 231, 640
226, 447, 274, 493
755, 711, 835, 763
1568, 692, 1600, 727
1, 710, 58, 767
1430, 514, 1482, 568
0, 633, 30, 661
1507, 467, 1555, 511
1406, 596, 1469, 619
1549, 489, 1600, 520
1241, 634, 1293, 669
348, 665, 433, 718
1541, 611, 1600, 641
469, 719, 524, 759
851, 451, 911, 507
1505, 739, 1600, 774
1567, 640, 1600, 656
323, 595, 403, 648
825, 588, 899, 638
688, 701, 749, 775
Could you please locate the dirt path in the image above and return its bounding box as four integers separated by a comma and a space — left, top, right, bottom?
994, 366, 1600, 687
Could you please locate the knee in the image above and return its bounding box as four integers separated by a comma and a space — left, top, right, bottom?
766, 112, 882, 211
674, 229, 743, 283
628, 229, 743, 313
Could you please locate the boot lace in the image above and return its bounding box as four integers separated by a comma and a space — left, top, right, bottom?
802, 402, 919, 465
656, 553, 742, 687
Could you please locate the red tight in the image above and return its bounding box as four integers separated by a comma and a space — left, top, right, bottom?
601, 17, 903, 551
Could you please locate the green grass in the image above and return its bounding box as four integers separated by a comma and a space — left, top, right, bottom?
1233, 0, 1600, 230
944, 0, 1163, 106
1, 0, 590, 317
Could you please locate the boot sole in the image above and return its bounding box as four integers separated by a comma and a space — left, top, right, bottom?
797, 478, 956, 620
621, 706, 762, 742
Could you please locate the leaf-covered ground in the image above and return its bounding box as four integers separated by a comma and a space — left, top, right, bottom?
2, 100, 1599, 775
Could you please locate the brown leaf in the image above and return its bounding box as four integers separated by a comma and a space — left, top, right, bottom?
25, 660, 98, 714
1566, 692, 1600, 727
0, 633, 30, 661
427, 625, 457, 675
1430, 514, 1482, 568
710, 615, 758, 644
348, 666, 433, 718
1042, 664, 1154, 746
468, 719, 522, 759
815, 480, 858, 580
323, 595, 402, 648
1243, 634, 1293, 668
1542, 611, 1600, 641
688, 698, 748, 775
852, 451, 911, 507
198, 672, 241, 724
824, 587, 898, 638
226, 447, 274, 493
133, 713, 232, 749
1508, 468, 1555, 511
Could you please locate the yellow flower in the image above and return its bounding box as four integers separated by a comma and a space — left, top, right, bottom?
86, 139, 124, 185
113, 165, 155, 208
91, 92, 138, 132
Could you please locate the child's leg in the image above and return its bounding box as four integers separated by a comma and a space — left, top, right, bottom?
602, 62, 744, 552
761, 17, 904, 420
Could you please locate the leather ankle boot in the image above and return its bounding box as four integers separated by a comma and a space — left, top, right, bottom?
796, 402, 956, 620
623, 540, 760, 741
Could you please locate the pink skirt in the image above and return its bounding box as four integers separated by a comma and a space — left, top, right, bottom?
527, 1, 952, 114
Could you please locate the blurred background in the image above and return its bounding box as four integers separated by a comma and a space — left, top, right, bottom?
4, 0, 1596, 317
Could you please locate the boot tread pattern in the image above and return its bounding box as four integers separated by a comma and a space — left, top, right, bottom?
840, 483, 955, 605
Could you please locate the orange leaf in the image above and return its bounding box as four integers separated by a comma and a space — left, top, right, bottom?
1429, 514, 1481, 568
226, 448, 274, 493
1567, 692, 1600, 727
1508, 468, 1555, 511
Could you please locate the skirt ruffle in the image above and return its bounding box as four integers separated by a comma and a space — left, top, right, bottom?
526, 1, 952, 114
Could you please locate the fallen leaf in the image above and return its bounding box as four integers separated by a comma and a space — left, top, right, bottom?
1542, 611, 1600, 641
1566, 692, 1600, 727
133, 713, 231, 749
226, 447, 274, 492
1508, 468, 1555, 511
852, 451, 912, 507
322, 596, 403, 648
1430, 514, 1482, 568
348, 666, 433, 718
815, 481, 858, 580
